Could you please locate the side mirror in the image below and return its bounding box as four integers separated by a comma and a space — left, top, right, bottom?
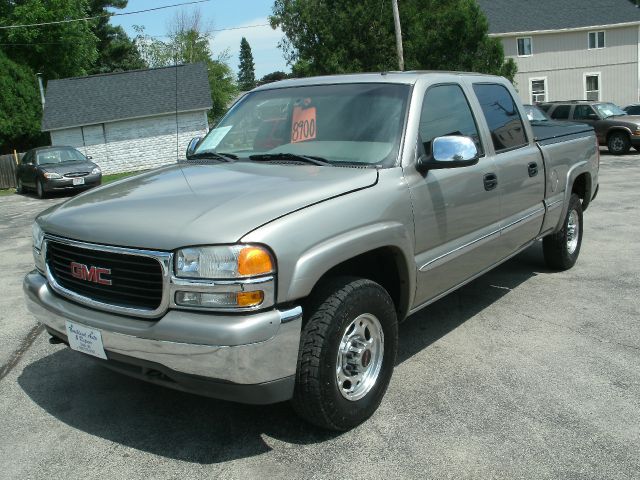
587, 113, 599, 120
417, 135, 480, 173
86, 155, 93, 160
185, 137, 202, 159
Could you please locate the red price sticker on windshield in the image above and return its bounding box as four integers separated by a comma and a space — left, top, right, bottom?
291, 105, 317, 143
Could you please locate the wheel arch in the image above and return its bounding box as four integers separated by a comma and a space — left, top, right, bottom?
286, 223, 415, 322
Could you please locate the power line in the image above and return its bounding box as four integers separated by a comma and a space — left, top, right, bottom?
0, 23, 273, 46
0, 0, 212, 30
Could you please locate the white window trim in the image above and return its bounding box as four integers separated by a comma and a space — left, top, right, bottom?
584, 72, 602, 101
588, 30, 606, 49
529, 76, 548, 104
517, 36, 533, 57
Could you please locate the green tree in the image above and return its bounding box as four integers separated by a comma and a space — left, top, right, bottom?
270, 0, 516, 81
134, 10, 237, 122
0, 50, 45, 153
259, 71, 289, 85
0, 0, 99, 79
88, 1, 146, 74
237, 37, 256, 90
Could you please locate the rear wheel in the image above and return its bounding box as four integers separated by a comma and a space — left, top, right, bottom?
634, 146, 640, 153
608, 132, 630, 155
16, 178, 23, 194
291, 277, 398, 430
543, 193, 583, 270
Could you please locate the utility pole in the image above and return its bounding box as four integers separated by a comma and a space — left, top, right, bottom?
36, 73, 45, 110
391, 0, 404, 71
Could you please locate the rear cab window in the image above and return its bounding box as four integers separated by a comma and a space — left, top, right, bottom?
550, 105, 571, 120
472, 83, 528, 152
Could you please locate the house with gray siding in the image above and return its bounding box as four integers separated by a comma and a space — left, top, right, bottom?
41, 63, 212, 174
477, 0, 640, 107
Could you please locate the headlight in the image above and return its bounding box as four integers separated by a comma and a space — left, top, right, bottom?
91, 167, 101, 175
175, 245, 274, 279
32, 222, 44, 251
43, 172, 62, 179
173, 245, 275, 310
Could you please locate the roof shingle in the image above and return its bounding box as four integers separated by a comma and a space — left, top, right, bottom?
477, 0, 640, 35
42, 62, 212, 131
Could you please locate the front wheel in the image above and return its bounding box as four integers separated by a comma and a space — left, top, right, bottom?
543, 193, 583, 270
36, 180, 46, 199
291, 277, 398, 430
608, 132, 630, 155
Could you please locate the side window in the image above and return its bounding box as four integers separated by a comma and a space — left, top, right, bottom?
21, 152, 32, 164
418, 84, 483, 156
472, 83, 527, 152
551, 105, 571, 119
538, 104, 552, 113
574, 105, 597, 120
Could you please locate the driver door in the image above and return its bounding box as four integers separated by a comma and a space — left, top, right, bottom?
407, 83, 503, 308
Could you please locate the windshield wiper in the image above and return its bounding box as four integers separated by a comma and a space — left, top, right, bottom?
249, 153, 333, 166
186, 151, 238, 162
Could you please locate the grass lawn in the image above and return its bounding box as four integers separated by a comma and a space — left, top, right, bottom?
102, 171, 142, 184
0, 170, 141, 196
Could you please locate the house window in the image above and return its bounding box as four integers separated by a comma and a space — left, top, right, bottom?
530, 78, 547, 103
588, 31, 605, 49
517, 37, 532, 56
585, 74, 601, 101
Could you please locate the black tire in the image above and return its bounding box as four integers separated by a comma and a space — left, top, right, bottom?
291, 277, 398, 431
608, 131, 630, 155
543, 193, 583, 270
15, 178, 23, 194
634, 146, 640, 153
36, 180, 46, 199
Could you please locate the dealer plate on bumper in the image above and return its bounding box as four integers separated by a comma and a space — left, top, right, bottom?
72, 177, 85, 185
65, 321, 107, 359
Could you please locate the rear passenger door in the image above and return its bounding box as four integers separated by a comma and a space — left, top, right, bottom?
471, 82, 546, 256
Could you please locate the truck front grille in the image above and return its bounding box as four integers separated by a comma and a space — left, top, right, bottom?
46, 240, 164, 311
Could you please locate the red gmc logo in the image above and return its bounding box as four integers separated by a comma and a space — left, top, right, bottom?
70, 262, 112, 286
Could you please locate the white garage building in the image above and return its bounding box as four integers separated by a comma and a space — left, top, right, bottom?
41, 63, 212, 174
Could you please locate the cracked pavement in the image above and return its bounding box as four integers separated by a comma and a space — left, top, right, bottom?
0, 151, 638, 479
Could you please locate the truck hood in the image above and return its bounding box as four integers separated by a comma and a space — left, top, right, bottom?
38, 162, 378, 250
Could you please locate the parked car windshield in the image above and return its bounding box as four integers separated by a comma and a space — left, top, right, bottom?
36, 148, 86, 165
593, 103, 627, 118
194, 83, 411, 166
524, 104, 549, 122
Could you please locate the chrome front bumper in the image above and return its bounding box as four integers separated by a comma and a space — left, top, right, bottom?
24, 271, 302, 403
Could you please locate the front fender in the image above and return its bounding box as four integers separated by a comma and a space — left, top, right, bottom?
240, 168, 416, 315
286, 221, 413, 304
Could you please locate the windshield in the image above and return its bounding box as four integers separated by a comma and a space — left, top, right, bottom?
37, 148, 86, 165
194, 83, 411, 166
593, 103, 627, 118
524, 105, 549, 122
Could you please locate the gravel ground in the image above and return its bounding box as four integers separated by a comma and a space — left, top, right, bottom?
0, 151, 638, 480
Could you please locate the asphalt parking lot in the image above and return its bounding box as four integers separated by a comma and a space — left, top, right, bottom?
0, 151, 639, 480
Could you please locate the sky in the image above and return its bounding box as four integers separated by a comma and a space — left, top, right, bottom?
109, 0, 289, 79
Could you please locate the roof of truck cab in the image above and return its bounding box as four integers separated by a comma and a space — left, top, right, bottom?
252, 71, 503, 91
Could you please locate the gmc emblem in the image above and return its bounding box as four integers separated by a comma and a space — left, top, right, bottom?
70, 262, 112, 286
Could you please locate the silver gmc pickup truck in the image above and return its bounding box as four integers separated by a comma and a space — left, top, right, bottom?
24, 72, 599, 430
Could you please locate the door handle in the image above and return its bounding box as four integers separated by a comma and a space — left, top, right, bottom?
483, 173, 498, 191
528, 162, 538, 177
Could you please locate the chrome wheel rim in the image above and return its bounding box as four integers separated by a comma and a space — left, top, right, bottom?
566, 209, 580, 254
336, 313, 384, 401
